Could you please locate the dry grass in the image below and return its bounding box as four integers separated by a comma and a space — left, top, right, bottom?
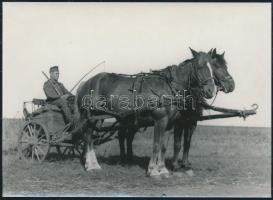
2, 118, 271, 197
2, 118, 24, 152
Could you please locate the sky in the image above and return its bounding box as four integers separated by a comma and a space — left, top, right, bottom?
3, 2, 271, 127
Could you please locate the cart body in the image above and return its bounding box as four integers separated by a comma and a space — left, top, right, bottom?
18, 99, 83, 162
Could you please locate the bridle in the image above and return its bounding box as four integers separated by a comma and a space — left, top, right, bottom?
191, 61, 215, 87
161, 59, 216, 97
208, 71, 233, 106
184, 60, 216, 98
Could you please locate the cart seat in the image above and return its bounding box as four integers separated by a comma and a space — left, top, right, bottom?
31, 104, 61, 117
33, 98, 46, 106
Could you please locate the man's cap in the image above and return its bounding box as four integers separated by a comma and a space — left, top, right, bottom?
49, 65, 59, 73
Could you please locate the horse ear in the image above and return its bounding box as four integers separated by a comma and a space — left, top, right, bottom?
208, 48, 213, 56
189, 47, 199, 57
221, 51, 225, 57
212, 48, 217, 56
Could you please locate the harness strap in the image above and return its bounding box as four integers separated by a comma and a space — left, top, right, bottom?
128, 75, 147, 127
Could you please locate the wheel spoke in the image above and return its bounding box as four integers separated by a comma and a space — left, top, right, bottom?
30, 124, 35, 136
75, 147, 82, 155
21, 131, 32, 141
20, 140, 32, 144
63, 147, 69, 155
37, 125, 42, 132
37, 142, 49, 146
36, 145, 45, 155
39, 138, 47, 143
31, 147, 34, 160
33, 123, 37, 137
22, 130, 31, 139
38, 133, 46, 141
34, 147, 40, 161
72, 148, 75, 156
27, 125, 34, 137
22, 129, 36, 144
36, 126, 42, 139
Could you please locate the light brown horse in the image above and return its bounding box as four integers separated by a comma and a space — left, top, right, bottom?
75, 48, 217, 177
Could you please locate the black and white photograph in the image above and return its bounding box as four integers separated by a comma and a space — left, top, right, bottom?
2, 2, 271, 197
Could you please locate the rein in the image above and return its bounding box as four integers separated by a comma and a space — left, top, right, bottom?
210, 87, 219, 106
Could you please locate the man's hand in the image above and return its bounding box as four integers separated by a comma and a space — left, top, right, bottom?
61, 94, 70, 99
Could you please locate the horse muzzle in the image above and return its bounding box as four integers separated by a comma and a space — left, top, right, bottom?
219, 79, 235, 93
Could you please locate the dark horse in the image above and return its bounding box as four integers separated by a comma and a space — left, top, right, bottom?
172, 48, 235, 172
74, 48, 217, 177
117, 48, 235, 173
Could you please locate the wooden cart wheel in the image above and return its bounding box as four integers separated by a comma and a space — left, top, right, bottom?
18, 121, 50, 162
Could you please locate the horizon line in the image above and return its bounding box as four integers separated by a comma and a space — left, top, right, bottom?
1, 117, 271, 129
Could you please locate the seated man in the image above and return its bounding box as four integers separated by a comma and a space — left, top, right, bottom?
43, 65, 73, 124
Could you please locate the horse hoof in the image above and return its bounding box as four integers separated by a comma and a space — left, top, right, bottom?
85, 166, 101, 171
150, 175, 162, 181
181, 162, 192, 169
147, 168, 161, 177
173, 172, 184, 178
85, 167, 92, 171
85, 164, 92, 171
185, 169, 194, 177
85, 163, 101, 171
159, 167, 170, 178
172, 163, 181, 171
161, 172, 171, 179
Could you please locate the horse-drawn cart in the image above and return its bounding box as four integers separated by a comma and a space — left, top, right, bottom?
18, 98, 116, 162
18, 96, 258, 162
18, 98, 80, 161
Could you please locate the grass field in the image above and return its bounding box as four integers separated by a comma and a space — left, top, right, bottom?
2, 118, 271, 197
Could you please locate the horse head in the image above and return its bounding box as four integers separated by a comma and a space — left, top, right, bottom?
208, 48, 235, 93
189, 47, 216, 99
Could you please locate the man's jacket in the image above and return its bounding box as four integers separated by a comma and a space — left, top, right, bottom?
43, 80, 71, 102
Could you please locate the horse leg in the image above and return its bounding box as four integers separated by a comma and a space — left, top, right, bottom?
84, 126, 101, 171
118, 128, 126, 164
147, 117, 168, 177
147, 126, 160, 177
126, 129, 136, 164
172, 125, 183, 171
158, 129, 171, 177
181, 121, 197, 170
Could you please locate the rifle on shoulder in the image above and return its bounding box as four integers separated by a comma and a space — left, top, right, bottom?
42, 71, 61, 96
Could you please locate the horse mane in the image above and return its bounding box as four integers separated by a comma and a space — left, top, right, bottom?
178, 58, 194, 67
156, 58, 193, 73
150, 58, 195, 80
